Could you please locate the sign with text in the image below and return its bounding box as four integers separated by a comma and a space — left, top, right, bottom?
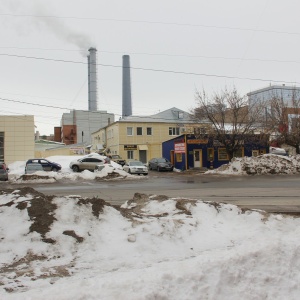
175, 142, 186, 153
187, 139, 208, 144
124, 145, 137, 150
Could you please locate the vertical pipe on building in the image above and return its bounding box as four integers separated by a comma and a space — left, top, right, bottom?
88, 47, 98, 111
122, 55, 132, 117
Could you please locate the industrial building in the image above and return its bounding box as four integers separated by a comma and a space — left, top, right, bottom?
54, 47, 115, 145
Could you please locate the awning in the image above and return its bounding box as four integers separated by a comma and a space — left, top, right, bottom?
138, 145, 148, 151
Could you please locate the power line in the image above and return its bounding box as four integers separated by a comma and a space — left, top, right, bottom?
2, 13, 300, 36
0, 96, 70, 110
2, 46, 300, 65
1, 53, 299, 85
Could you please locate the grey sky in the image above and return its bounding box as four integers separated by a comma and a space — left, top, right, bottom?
1, 0, 300, 135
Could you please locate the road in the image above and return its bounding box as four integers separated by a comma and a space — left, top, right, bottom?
3, 171, 300, 214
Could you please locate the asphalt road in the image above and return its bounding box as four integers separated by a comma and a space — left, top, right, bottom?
2, 171, 300, 214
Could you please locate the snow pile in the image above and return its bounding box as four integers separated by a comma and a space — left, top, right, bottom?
1, 188, 300, 299
206, 154, 300, 175
7, 154, 142, 183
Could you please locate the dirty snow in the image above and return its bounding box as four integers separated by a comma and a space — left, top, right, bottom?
0, 188, 300, 299
6, 154, 142, 183
205, 154, 300, 175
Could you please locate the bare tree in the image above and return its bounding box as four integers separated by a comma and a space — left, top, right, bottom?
265, 89, 300, 154
192, 87, 267, 159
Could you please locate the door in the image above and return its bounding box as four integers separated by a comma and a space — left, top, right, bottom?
193, 150, 202, 168
139, 150, 147, 164
39, 159, 51, 171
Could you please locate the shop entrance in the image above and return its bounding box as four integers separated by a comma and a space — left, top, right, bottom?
193, 149, 202, 168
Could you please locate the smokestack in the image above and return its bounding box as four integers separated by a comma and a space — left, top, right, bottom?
87, 47, 98, 111
122, 55, 132, 117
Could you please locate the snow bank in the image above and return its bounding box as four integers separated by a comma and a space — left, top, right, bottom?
0, 189, 300, 299
7, 154, 144, 183
206, 154, 300, 175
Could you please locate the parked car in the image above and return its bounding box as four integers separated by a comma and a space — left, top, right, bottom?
148, 158, 173, 172
123, 160, 148, 175
109, 154, 126, 166
70, 156, 110, 172
26, 159, 61, 172
25, 163, 45, 174
0, 162, 9, 181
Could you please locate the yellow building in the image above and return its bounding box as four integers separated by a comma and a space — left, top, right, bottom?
0, 115, 35, 164
91, 107, 205, 163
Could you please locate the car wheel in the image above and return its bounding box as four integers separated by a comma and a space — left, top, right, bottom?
149, 165, 152, 170
72, 165, 79, 172
143, 173, 148, 176
52, 167, 58, 172
128, 169, 131, 174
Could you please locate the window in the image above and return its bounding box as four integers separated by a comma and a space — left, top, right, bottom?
147, 127, 152, 135
233, 147, 244, 158
127, 150, 134, 159
176, 153, 182, 162
218, 148, 229, 160
207, 148, 214, 161
127, 127, 133, 136
137, 127, 143, 135
169, 127, 180, 135
0, 132, 4, 162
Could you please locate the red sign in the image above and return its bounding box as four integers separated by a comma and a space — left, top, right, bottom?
175, 142, 186, 153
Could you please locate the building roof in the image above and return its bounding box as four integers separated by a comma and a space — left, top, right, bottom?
119, 107, 194, 124
247, 85, 300, 97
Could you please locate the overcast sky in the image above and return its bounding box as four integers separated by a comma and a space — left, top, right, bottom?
1, 0, 300, 135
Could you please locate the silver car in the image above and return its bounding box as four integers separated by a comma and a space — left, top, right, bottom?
123, 160, 148, 175
70, 157, 110, 172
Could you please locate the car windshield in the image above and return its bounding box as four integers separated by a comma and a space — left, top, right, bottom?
129, 161, 144, 166
157, 158, 168, 163
112, 155, 121, 159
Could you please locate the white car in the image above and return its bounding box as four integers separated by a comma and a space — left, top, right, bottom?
70, 156, 110, 172
123, 160, 148, 176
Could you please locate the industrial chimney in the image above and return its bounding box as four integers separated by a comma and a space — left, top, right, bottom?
87, 47, 98, 111
122, 55, 132, 117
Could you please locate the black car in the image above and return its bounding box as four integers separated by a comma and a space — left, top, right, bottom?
148, 158, 173, 172
26, 159, 61, 172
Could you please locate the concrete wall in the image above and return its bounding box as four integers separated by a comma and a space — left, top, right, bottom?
35, 148, 75, 158
0, 115, 35, 164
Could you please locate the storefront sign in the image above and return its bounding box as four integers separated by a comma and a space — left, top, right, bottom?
175, 142, 186, 153
187, 139, 208, 144
124, 145, 137, 150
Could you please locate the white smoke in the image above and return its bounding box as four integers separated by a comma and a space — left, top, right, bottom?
3, 0, 93, 56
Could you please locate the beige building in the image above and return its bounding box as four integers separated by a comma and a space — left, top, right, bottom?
0, 115, 35, 164
91, 107, 205, 163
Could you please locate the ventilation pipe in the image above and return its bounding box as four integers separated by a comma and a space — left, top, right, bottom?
87, 47, 98, 111
122, 55, 132, 117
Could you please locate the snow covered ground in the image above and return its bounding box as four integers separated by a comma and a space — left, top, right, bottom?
6, 154, 143, 183
1, 153, 300, 299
